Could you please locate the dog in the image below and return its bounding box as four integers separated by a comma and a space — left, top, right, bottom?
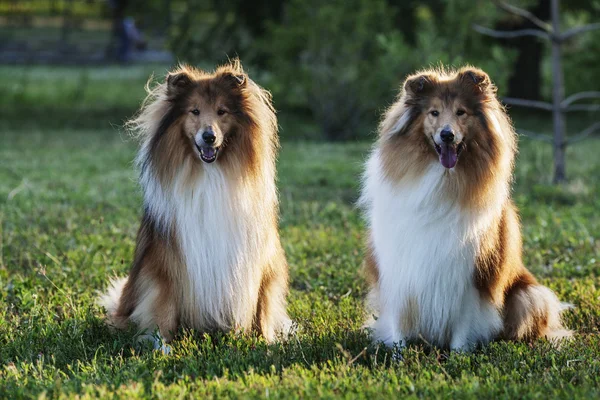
359, 66, 572, 351
99, 60, 291, 347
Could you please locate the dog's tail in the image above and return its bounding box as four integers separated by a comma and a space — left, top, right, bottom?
503, 282, 573, 342
98, 277, 128, 328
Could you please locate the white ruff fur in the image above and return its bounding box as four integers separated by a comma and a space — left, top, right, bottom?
137, 152, 278, 332
360, 150, 504, 350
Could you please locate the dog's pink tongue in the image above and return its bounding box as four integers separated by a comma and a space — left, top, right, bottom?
439, 144, 458, 169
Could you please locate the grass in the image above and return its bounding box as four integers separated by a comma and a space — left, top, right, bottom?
0, 65, 162, 131
0, 66, 599, 398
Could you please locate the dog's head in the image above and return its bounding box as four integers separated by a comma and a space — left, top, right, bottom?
165, 66, 250, 164
399, 68, 493, 169
131, 61, 278, 179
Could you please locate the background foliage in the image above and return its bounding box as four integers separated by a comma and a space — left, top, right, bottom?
168, 0, 598, 140
2, 0, 598, 140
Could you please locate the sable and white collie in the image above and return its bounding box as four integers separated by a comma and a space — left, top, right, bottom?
359, 67, 572, 351
100, 61, 291, 345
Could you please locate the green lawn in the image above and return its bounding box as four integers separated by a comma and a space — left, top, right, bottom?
0, 65, 599, 398
1, 127, 599, 399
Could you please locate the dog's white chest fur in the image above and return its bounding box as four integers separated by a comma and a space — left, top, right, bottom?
361, 151, 502, 349
142, 160, 264, 331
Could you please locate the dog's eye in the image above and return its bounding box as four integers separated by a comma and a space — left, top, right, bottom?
191, 109, 200, 116
430, 110, 439, 117
456, 109, 466, 116
217, 109, 227, 116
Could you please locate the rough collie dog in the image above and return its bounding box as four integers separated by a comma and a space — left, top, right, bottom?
360, 67, 571, 351
100, 61, 291, 347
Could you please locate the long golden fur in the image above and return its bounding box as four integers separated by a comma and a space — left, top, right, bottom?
100, 60, 291, 345
361, 66, 571, 350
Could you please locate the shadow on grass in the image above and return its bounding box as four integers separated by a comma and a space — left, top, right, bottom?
4, 309, 598, 398
1, 310, 380, 371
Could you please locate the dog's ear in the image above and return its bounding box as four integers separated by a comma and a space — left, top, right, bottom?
404, 74, 435, 96
459, 68, 491, 95
220, 71, 247, 88
166, 71, 191, 97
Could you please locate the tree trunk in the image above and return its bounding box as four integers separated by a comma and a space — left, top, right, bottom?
60, 0, 73, 51
164, 0, 171, 35
550, 0, 566, 183
497, 0, 549, 100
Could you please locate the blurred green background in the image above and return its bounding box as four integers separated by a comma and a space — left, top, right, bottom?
1, 0, 599, 140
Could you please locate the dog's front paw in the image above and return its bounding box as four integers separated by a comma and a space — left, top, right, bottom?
391, 346, 405, 362
137, 331, 173, 355
154, 340, 172, 355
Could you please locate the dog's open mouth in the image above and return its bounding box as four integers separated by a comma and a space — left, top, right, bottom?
434, 141, 465, 169
196, 144, 219, 163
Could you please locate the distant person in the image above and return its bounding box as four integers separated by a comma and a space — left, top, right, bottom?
107, 0, 146, 62
124, 17, 147, 52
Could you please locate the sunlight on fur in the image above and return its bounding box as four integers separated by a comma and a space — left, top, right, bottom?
99, 60, 291, 345
360, 66, 572, 351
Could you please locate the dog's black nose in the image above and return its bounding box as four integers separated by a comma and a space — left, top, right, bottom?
440, 128, 454, 143
202, 131, 216, 144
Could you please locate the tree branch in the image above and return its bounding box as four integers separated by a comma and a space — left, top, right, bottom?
492, 0, 552, 32
561, 23, 600, 41
565, 104, 600, 112
472, 24, 551, 40
517, 129, 553, 143
568, 122, 600, 144
562, 91, 600, 107
502, 97, 553, 111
